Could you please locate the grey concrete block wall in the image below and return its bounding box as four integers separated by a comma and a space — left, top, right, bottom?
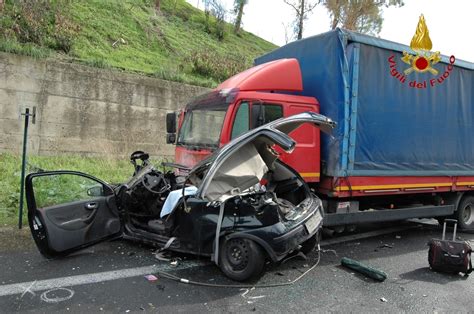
0, 52, 209, 159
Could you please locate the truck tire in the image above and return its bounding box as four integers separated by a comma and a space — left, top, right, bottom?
456, 196, 474, 231
219, 238, 265, 281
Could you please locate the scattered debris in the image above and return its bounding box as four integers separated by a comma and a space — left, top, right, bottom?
341, 257, 388, 282
112, 37, 126, 48
321, 248, 338, 256
144, 274, 158, 282
380, 297, 387, 302
154, 251, 171, 262
395, 235, 401, 239
423, 294, 427, 297
170, 260, 179, 267
156, 285, 165, 291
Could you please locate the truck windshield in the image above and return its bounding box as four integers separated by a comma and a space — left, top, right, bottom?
177, 91, 231, 148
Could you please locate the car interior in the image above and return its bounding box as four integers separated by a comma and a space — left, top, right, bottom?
120, 144, 311, 240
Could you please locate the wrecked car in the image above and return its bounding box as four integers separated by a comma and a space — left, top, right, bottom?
26, 112, 335, 281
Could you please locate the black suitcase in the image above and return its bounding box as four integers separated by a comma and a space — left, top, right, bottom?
428, 219, 472, 275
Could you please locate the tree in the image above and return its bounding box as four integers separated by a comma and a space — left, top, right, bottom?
155, 0, 160, 12
283, 0, 321, 40
203, 0, 227, 40
325, 0, 404, 35
233, 0, 248, 34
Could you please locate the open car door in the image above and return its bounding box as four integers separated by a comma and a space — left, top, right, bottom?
25, 171, 122, 258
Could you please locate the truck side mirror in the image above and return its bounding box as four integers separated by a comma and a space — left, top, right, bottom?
166, 112, 176, 134
166, 112, 177, 144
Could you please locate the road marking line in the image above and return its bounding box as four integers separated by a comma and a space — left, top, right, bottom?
0, 261, 207, 297
0, 223, 436, 297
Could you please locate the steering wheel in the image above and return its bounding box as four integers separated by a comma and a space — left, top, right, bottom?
141, 172, 170, 194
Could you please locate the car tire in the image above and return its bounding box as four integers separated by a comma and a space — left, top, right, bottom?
456, 196, 474, 231
219, 238, 265, 282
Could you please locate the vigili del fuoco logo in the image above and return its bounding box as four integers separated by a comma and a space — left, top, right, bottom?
388, 14, 455, 89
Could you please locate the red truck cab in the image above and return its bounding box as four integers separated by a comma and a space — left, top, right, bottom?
173, 59, 321, 182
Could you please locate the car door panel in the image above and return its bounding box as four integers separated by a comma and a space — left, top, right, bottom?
36, 196, 120, 252
26, 171, 122, 257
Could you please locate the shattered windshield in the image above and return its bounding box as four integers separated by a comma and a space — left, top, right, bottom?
177, 91, 231, 148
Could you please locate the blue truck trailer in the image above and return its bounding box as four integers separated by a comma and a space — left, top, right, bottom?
253, 28, 474, 230
256, 28, 474, 178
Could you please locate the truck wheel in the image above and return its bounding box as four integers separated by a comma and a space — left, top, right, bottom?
219, 238, 265, 281
456, 196, 474, 230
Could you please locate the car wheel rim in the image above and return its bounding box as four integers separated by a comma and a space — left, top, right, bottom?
462, 203, 473, 225
226, 239, 249, 271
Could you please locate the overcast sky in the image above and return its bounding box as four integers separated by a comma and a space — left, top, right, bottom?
186, 0, 474, 62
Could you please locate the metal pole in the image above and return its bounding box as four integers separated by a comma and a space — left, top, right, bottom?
18, 108, 30, 229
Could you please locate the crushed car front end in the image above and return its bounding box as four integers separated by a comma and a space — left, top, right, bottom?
228, 196, 323, 262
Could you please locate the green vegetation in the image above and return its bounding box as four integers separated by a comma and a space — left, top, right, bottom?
0, 0, 277, 87
0, 153, 136, 226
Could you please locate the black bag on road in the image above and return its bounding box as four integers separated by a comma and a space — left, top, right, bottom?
428, 219, 472, 275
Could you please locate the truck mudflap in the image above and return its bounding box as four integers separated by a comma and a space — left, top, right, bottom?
323, 205, 455, 227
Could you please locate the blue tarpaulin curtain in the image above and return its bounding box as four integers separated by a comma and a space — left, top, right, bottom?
255, 29, 474, 177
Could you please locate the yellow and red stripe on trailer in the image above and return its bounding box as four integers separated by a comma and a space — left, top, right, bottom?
317, 176, 474, 197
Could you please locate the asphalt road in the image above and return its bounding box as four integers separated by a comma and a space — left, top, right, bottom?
0, 221, 473, 313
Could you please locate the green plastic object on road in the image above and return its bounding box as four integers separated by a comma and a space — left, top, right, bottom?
341, 257, 387, 282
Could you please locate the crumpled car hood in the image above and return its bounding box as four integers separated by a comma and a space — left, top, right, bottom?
187, 112, 336, 202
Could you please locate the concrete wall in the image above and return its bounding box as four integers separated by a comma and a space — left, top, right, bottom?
0, 52, 209, 159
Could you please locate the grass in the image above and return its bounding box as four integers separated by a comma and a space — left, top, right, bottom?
0, 153, 143, 227
0, 0, 277, 87
0, 39, 51, 59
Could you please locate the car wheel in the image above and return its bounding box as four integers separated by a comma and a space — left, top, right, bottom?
219, 238, 265, 282
456, 196, 474, 231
